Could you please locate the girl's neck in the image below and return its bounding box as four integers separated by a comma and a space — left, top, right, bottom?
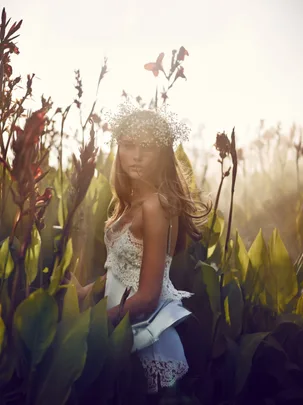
130, 182, 157, 206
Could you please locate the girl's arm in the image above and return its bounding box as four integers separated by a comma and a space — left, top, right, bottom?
107, 193, 170, 326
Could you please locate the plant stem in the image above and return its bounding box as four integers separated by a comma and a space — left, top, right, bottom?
206, 162, 225, 258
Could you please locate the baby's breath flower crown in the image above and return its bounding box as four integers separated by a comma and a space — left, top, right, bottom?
105, 101, 190, 148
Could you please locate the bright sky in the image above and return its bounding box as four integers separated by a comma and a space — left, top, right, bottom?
7, 0, 303, 160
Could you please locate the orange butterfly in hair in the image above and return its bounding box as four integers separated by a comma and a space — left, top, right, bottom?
144, 52, 165, 77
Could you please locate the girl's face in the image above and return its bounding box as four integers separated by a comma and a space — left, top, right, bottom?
118, 135, 161, 183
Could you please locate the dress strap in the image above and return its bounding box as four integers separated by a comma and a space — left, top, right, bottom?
167, 217, 173, 255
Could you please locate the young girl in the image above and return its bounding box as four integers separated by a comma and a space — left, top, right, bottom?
100, 105, 211, 397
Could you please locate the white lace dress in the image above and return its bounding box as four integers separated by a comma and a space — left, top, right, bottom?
104, 220, 194, 393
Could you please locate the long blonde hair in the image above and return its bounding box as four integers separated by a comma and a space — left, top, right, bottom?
105, 111, 212, 255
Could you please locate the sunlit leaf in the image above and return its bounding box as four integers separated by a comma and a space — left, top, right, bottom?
296, 295, 303, 315
267, 228, 298, 313
204, 210, 225, 259
32, 309, 91, 405
14, 289, 58, 366
25, 224, 41, 285
76, 297, 109, 393
195, 261, 221, 316
0, 238, 14, 279
234, 230, 250, 283
62, 283, 80, 321
106, 312, 133, 381
49, 239, 73, 295
246, 229, 268, 305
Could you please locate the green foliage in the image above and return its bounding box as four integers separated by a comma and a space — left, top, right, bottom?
0, 8, 303, 404
235, 332, 270, 395
25, 224, 41, 285
14, 289, 58, 367
205, 210, 225, 260
32, 309, 91, 405
76, 297, 109, 394
0, 238, 14, 280
48, 238, 73, 295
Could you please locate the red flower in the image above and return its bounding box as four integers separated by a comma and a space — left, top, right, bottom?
39, 188, 53, 202
144, 52, 165, 77
174, 66, 187, 81
177, 46, 189, 61
23, 109, 46, 144
161, 92, 168, 102
13, 126, 23, 137
31, 164, 42, 180
11, 45, 19, 54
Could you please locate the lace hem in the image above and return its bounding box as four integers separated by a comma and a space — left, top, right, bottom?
161, 287, 194, 302
139, 357, 189, 393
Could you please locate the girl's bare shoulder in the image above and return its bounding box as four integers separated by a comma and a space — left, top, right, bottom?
141, 192, 168, 219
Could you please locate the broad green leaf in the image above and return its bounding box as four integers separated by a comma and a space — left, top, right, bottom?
246, 229, 268, 305
267, 228, 298, 313
49, 239, 73, 295
106, 312, 133, 381
0, 338, 16, 386
62, 283, 79, 321
76, 297, 109, 393
0, 280, 11, 323
25, 224, 41, 285
0, 238, 14, 279
14, 289, 58, 366
205, 210, 225, 259
223, 279, 244, 339
0, 314, 5, 354
296, 295, 303, 315
33, 309, 91, 405
58, 197, 68, 228
195, 261, 221, 316
194, 261, 221, 339
270, 321, 301, 352
224, 296, 230, 326
221, 239, 234, 278
235, 332, 269, 395
81, 275, 107, 311
234, 230, 250, 283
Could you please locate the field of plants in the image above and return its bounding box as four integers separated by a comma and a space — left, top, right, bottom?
1, 8, 303, 405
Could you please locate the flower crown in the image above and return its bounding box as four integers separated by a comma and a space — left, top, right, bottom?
104, 101, 190, 148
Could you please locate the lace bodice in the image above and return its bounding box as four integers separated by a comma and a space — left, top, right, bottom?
104, 221, 194, 302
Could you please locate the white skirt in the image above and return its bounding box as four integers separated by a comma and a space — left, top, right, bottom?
105, 270, 190, 393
